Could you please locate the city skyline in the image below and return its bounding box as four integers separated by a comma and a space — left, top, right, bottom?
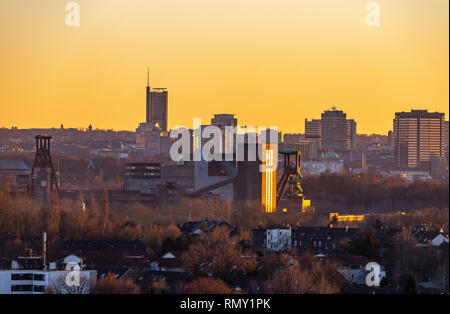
0, 0, 448, 134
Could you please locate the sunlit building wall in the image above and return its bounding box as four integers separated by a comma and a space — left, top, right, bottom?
393, 110, 445, 169
261, 144, 277, 213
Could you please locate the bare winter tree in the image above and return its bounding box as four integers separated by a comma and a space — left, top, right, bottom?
47, 274, 90, 294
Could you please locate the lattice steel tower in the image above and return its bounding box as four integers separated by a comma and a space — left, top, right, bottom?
31, 135, 59, 201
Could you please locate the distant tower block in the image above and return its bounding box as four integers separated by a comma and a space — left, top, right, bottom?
31, 135, 59, 203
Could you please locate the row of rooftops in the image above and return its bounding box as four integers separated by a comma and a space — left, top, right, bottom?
177, 218, 238, 236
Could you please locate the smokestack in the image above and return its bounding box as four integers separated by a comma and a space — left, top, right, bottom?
42, 232, 47, 269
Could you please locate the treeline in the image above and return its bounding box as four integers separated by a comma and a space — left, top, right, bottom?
303, 173, 449, 212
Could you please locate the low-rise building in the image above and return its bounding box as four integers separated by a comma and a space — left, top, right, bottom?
327, 254, 386, 285
388, 170, 431, 181
412, 229, 449, 247
251, 227, 292, 252
291, 226, 359, 253
0, 255, 96, 294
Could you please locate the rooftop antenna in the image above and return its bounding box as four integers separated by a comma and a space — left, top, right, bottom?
147, 67, 150, 87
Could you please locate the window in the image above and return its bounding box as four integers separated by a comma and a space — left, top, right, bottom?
11, 274, 33, 281
34, 274, 45, 281
33, 285, 45, 292
11, 285, 33, 292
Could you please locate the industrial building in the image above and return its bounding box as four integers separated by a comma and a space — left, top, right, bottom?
0, 159, 30, 192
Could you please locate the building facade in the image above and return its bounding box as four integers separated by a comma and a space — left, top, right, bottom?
135, 123, 170, 158
305, 109, 356, 154
146, 87, 168, 132
393, 110, 445, 169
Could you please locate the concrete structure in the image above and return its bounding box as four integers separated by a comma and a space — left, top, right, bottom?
393, 110, 445, 169
124, 163, 161, 193
194, 159, 234, 201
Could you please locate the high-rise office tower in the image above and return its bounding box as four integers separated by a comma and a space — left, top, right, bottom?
146, 70, 168, 131
304, 119, 322, 151
321, 109, 348, 152
347, 119, 357, 150
393, 110, 445, 169
322, 109, 357, 152
305, 109, 356, 153
445, 120, 449, 153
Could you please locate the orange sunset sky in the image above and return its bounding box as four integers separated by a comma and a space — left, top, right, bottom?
0, 0, 448, 134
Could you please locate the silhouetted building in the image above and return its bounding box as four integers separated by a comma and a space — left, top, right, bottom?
211, 114, 238, 155
304, 119, 322, 151
136, 123, 166, 156
146, 72, 168, 131
211, 114, 237, 128
321, 109, 355, 152
305, 109, 356, 153
387, 130, 394, 148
